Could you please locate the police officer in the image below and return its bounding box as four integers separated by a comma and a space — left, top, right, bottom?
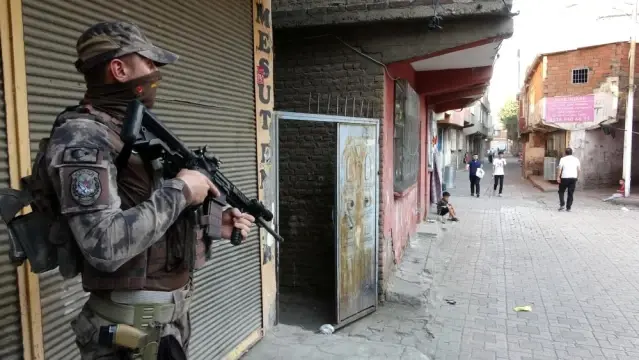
44, 21, 255, 359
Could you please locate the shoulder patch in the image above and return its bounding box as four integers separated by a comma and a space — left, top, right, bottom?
70, 168, 102, 206
63, 147, 99, 164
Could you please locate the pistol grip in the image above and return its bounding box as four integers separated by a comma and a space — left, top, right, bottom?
230, 227, 242, 246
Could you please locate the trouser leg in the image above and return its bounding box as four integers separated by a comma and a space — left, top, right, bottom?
567, 178, 577, 209
558, 179, 567, 207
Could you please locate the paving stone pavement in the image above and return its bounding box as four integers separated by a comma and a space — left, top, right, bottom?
242, 159, 639, 360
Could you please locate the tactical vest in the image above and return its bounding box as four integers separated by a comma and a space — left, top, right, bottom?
30, 105, 203, 292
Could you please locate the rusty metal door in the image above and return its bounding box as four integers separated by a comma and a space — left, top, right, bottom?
336, 121, 379, 326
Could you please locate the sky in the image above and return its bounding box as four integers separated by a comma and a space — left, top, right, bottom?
488, 0, 636, 116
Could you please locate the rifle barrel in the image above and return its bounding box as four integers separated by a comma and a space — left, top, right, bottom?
256, 217, 284, 243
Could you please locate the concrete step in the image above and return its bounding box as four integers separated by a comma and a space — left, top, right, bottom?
529, 175, 558, 192
384, 221, 439, 307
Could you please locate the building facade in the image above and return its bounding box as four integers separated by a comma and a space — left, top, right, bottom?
271, 0, 514, 302
519, 41, 634, 189
437, 97, 494, 191
491, 126, 509, 153
0, 1, 277, 359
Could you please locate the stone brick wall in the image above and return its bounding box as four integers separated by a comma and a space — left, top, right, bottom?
273, 16, 514, 300
545, 43, 625, 97
570, 129, 623, 189
278, 120, 337, 299
521, 42, 638, 187
273, 28, 385, 117
272, 0, 512, 28
544, 42, 635, 123
545, 43, 635, 188
274, 25, 389, 297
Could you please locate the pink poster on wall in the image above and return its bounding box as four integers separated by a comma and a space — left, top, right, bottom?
545, 95, 595, 123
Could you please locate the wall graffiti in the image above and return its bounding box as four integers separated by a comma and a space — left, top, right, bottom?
254, 0, 275, 265
254, 0, 277, 329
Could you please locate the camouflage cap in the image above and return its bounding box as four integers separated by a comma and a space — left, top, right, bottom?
74, 21, 179, 73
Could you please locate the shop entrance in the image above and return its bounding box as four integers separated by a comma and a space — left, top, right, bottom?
274, 112, 379, 331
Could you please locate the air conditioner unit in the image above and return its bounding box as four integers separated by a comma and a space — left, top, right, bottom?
543, 157, 557, 180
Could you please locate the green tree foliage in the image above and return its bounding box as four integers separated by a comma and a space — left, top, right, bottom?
499, 98, 519, 140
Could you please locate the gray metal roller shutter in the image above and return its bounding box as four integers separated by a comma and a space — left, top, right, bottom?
21, 1, 261, 359
0, 41, 24, 360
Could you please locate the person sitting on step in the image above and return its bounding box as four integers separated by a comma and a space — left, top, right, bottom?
603, 178, 626, 202
437, 191, 459, 222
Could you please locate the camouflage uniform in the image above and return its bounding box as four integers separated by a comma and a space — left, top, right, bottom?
45, 22, 219, 360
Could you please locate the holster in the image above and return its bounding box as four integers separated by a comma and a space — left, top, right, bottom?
0, 188, 58, 273
157, 335, 187, 360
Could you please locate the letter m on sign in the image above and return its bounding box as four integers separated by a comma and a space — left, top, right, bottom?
256, 2, 271, 28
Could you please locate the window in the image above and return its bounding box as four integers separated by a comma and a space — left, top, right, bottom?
393, 79, 420, 192
571, 68, 588, 84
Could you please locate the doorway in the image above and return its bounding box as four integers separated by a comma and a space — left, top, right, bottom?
275, 112, 379, 331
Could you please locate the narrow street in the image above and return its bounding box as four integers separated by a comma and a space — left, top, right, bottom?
244, 159, 639, 360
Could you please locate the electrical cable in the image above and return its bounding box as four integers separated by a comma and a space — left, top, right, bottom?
297, 33, 400, 81
333, 36, 400, 81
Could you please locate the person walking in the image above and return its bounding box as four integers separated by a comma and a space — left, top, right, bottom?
492, 151, 507, 196
468, 154, 482, 197
557, 147, 581, 212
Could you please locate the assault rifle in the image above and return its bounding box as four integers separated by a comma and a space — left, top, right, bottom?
120, 100, 283, 246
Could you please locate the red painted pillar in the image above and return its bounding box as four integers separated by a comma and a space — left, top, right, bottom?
424, 99, 431, 219
419, 94, 427, 220
382, 72, 394, 240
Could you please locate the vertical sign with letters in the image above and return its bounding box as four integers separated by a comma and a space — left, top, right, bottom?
254, 0, 277, 328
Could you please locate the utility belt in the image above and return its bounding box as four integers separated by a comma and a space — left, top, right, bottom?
88, 285, 192, 360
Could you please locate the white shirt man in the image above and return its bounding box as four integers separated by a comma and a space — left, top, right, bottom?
557, 148, 581, 212
492, 153, 507, 196
493, 157, 507, 176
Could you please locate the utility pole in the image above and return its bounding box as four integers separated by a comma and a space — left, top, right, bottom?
623, 0, 637, 197
517, 48, 521, 140
517, 48, 521, 88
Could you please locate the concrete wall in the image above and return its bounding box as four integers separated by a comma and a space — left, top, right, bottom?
570, 129, 624, 189
278, 120, 337, 299
381, 75, 428, 298
272, 0, 512, 28
273, 17, 513, 67
523, 132, 546, 177
524, 61, 545, 126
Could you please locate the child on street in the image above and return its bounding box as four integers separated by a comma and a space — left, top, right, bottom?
437, 191, 459, 222
603, 179, 626, 202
